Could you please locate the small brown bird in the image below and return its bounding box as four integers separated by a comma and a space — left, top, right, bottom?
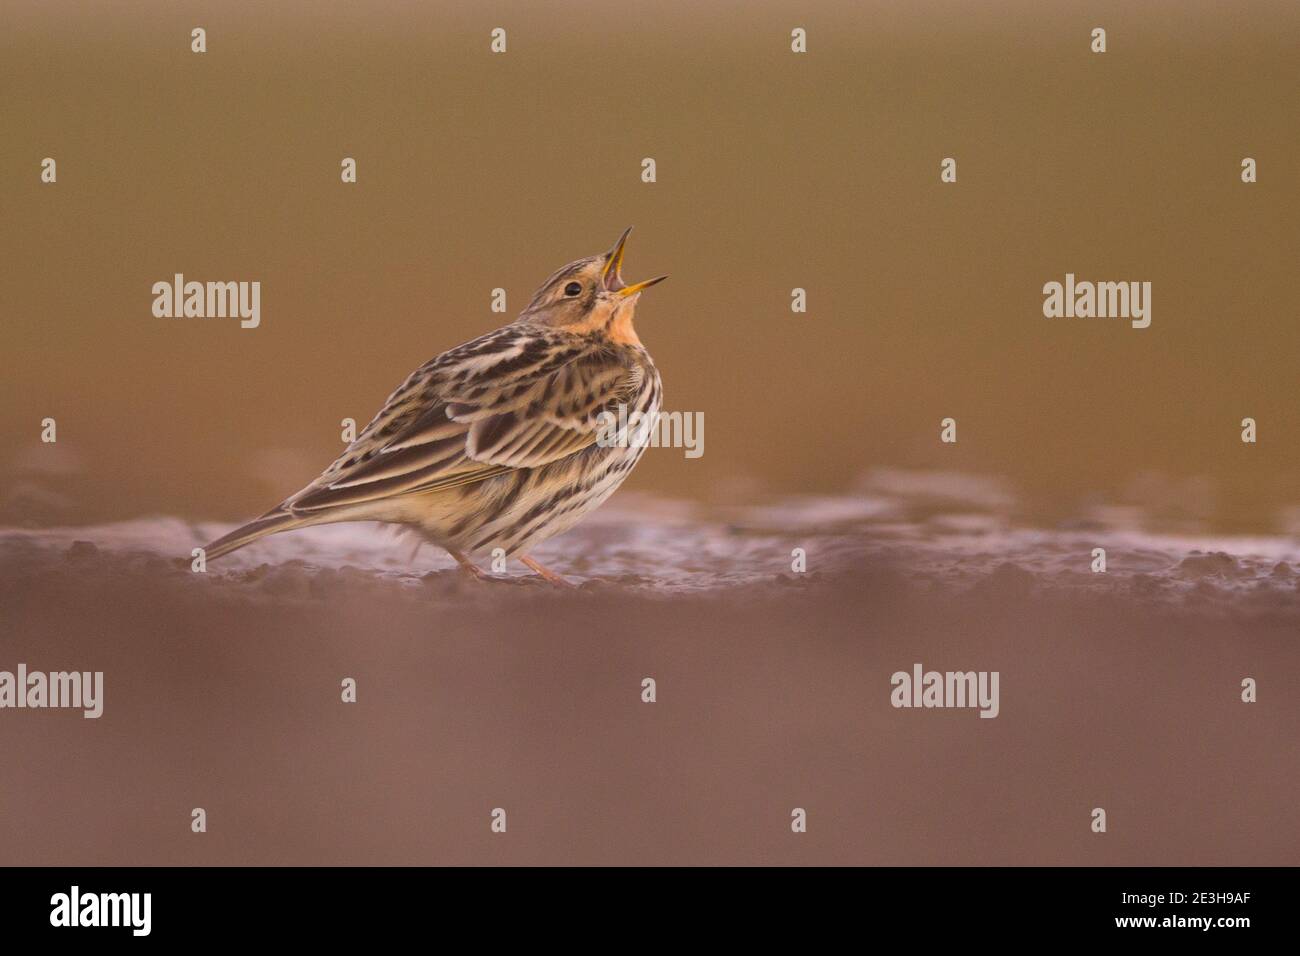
203, 228, 665, 585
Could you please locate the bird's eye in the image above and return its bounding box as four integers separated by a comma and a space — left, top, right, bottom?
563, 282, 583, 297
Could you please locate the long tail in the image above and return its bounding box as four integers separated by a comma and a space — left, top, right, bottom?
203, 508, 310, 561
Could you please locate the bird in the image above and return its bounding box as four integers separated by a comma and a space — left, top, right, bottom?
202, 227, 666, 586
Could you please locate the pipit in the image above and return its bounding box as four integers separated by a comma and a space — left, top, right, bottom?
203, 228, 666, 586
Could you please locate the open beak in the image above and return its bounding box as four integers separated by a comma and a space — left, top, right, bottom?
602, 226, 668, 297
617, 275, 668, 297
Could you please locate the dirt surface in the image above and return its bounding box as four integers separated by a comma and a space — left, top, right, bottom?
2, 488, 1295, 866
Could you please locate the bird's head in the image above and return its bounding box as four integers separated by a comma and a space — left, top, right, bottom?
518, 227, 666, 346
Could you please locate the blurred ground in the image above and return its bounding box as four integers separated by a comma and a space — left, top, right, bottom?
1, 480, 1295, 866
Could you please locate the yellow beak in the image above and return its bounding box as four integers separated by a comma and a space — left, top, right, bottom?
603, 227, 632, 291
603, 226, 667, 296
618, 275, 669, 297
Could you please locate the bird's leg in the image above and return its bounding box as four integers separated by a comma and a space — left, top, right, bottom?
446, 547, 488, 581
519, 554, 575, 588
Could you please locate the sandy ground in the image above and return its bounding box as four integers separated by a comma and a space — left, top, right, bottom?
1, 484, 1296, 866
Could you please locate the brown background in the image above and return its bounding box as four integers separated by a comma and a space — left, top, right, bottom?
2, 0, 1298, 531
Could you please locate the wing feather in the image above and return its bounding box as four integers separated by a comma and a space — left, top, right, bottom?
278, 327, 639, 518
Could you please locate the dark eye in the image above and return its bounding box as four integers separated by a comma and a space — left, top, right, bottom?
564, 282, 583, 297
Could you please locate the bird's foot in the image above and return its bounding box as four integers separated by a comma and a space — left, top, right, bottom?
446, 548, 489, 582
520, 555, 576, 588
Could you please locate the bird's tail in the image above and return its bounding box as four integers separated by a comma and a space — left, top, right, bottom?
202, 507, 308, 561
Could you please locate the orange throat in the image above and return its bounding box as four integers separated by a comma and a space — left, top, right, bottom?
605, 311, 643, 347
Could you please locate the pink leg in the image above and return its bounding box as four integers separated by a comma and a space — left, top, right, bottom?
519, 554, 575, 588
446, 547, 488, 580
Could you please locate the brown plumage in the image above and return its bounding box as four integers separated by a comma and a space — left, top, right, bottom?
203, 228, 666, 585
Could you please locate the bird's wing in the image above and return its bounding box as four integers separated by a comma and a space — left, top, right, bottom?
281, 328, 640, 515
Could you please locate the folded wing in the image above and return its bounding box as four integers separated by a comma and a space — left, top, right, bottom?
281, 330, 639, 516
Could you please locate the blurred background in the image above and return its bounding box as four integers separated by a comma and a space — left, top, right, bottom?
2, 0, 1297, 534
